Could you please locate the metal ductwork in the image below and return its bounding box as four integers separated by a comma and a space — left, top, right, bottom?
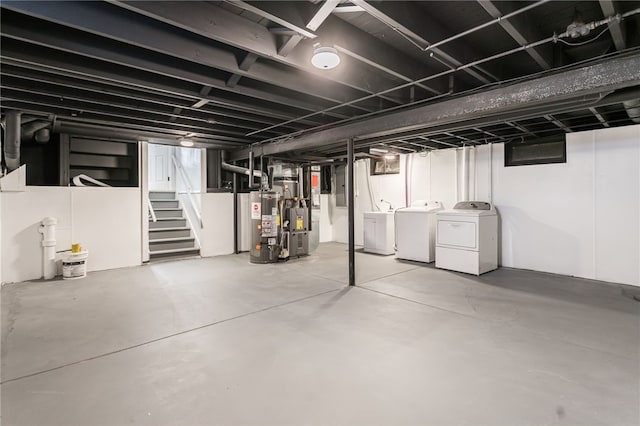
21, 120, 52, 144
220, 150, 268, 188
623, 99, 640, 124
4, 110, 22, 172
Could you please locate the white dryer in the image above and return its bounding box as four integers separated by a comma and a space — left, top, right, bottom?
394, 201, 443, 263
435, 201, 498, 275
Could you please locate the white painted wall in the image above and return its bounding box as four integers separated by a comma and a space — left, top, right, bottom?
491, 141, 597, 277
0, 193, 3, 284
325, 125, 640, 286
200, 193, 234, 257
319, 194, 333, 243
1, 186, 141, 283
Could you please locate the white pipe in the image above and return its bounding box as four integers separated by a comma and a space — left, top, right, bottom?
474, 147, 478, 200
462, 146, 469, 201
5, 111, 21, 171
488, 143, 493, 204
39, 217, 57, 279
454, 149, 459, 203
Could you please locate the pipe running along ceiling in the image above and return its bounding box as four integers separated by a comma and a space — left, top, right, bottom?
1, 1, 639, 159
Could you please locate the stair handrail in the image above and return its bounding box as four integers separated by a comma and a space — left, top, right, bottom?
171, 155, 203, 229
148, 198, 157, 222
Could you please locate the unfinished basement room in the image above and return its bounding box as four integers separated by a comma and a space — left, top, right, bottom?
1, 1, 639, 425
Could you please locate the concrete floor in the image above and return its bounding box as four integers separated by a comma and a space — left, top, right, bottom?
1, 242, 639, 425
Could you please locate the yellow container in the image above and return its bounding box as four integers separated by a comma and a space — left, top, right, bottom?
71, 243, 81, 253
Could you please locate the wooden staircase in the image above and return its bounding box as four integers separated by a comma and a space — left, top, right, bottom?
148, 191, 199, 261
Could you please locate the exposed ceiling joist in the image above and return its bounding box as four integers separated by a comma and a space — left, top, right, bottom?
0, 25, 354, 120
477, 0, 552, 70
1, 2, 387, 113
109, 0, 436, 102
588, 107, 611, 127
350, 0, 497, 85
229, 53, 640, 159
216, 0, 449, 96
600, 0, 627, 51
544, 114, 573, 132
0, 52, 332, 127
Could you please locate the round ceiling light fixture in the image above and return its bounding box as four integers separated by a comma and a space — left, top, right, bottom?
311, 45, 340, 70
179, 138, 194, 147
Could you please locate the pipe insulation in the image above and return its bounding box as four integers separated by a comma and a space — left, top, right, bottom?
4, 111, 21, 171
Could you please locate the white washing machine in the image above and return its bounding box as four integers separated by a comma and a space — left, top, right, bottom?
435, 201, 498, 275
394, 201, 443, 263
363, 211, 395, 255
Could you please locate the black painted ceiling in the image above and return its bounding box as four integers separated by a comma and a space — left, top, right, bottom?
1, 1, 639, 159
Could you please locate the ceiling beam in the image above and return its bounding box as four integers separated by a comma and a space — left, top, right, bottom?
0, 53, 331, 128
228, 52, 640, 159
0, 23, 353, 120
0, 87, 265, 139
109, 1, 439, 101
1, 2, 383, 112
350, 0, 497, 85
477, 0, 552, 70
0, 73, 308, 134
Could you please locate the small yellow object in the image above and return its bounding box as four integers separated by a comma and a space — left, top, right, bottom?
296, 218, 304, 230
71, 243, 81, 253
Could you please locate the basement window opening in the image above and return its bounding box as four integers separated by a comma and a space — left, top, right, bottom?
505, 138, 566, 167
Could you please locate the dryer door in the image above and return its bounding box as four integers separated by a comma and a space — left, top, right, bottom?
437, 219, 477, 249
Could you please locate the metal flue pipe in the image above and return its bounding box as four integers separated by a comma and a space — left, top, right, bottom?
4, 110, 21, 171
21, 120, 51, 144
220, 150, 268, 188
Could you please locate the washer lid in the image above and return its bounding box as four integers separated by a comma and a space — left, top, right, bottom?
396, 200, 443, 213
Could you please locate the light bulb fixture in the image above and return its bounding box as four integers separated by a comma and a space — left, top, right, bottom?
370, 148, 389, 154
384, 154, 398, 160
179, 138, 194, 147
311, 44, 340, 70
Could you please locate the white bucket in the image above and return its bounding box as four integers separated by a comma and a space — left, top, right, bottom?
62, 251, 89, 280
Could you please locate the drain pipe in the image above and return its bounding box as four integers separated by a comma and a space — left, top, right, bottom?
4, 111, 21, 172
248, 149, 256, 189
221, 150, 268, 189
462, 145, 470, 201
39, 217, 57, 279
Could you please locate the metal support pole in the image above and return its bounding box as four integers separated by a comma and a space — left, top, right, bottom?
232, 163, 239, 254
347, 137, 355, 286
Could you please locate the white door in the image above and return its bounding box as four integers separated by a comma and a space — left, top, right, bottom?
148, 144, 174, 191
